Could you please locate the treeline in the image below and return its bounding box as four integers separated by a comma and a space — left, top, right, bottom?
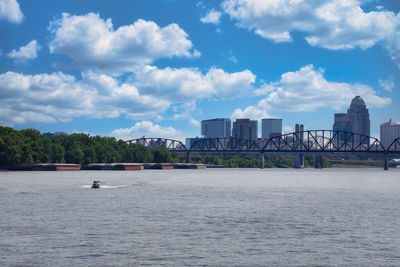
0, 127, 330, 168
0, 127, 179, 167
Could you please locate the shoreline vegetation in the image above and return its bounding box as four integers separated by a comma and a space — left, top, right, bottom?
0, 127, 397, 170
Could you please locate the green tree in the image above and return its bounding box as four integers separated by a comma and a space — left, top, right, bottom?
65, 145, 84, 164
83, 146, 97, 164
152, 146, 170, 163
50, 143, 65, 163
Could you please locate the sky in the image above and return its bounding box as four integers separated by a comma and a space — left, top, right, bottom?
0, 0, 399, 141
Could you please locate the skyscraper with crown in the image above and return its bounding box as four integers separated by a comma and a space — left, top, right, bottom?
333, 96, 370, 144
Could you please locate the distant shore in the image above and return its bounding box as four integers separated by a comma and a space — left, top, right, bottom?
2, 162, 399, 171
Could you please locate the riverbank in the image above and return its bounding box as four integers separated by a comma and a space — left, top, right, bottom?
5, 163, 207, 171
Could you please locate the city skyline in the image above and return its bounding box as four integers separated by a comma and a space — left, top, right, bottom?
1, 0, 399, 141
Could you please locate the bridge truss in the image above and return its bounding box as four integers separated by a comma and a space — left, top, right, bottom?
126, 137, 187, 151
127, 131, 400, 154
126, 131, 400, 170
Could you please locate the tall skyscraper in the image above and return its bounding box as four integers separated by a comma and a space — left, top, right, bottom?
262, 118, 282, 139
232, 119, 258, 140
347, 96, 370, 138
380, 119, 400, 148
201, 118, 231, 138
333, 96, 370, 144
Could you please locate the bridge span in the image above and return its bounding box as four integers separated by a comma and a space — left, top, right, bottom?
126, 130, 400, 170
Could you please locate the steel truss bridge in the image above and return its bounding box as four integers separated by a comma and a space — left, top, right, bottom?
127, 130, 400, 170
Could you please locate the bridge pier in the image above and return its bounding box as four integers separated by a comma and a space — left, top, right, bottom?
315, 155, 323, 169
260, 152, 264, 169
294, 124, 304, 169
294, 153, 304, 168
384, 153, 388, 170
186, 151, 191, 163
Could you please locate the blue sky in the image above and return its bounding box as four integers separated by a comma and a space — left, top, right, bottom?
0, 0, 399, 140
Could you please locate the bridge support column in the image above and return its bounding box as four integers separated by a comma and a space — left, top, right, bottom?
260, 152, 264, 169
295, 153, 304, 168
186, 151, 191, 163
315, 155, 323, 169
384, 153, 388, 170
294, 124, 304, 169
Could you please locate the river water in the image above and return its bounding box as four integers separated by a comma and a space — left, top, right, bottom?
1, 168, 400, 266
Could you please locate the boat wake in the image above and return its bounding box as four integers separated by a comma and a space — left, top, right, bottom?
80, 184, 129, 189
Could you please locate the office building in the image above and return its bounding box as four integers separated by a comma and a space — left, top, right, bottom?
380, 119, 400, 148
186, 137, 204, 149
333, 96, 370, 144
262, 118, 282, 139
201, 118, 231, 138
232, 119, 258, 140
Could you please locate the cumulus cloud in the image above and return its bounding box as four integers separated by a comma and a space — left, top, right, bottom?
189, 118, 201, 127
0, 71, 170, 125
200, 9, 222, 24
231, 64, 391, 118
48, 13, 199, 73
379, 79, 395, 92
384, 18, 400, 69
169, 101, 201, 127
0, 65, 258, 126
0, 0, 23, 23
253, 83, 274, 96
134, 65, 256, 101
231, 105, 270, 120
110, 121, 184, 141
7, 40, 40, 63
222, 0, 399, 50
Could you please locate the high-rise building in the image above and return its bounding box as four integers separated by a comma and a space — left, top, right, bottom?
261, 118, 282, 139
347, 96, 370, 138
186, 137, 204, 149
333, 96, 370, 144
201, 118, 231, 138
232, 119, 258, 140
380, 119, 400, 148
332, 113, 349, 132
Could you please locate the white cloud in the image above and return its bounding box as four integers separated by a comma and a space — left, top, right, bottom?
0, 0, 23, 23
231, 64, 391, 118
222, 0, 399, 50
7, 40, 40, 63
231, 105, 270, 120
379, 79, 395, 92
0, 107, 56, 124
253, 83, 274, 96
169, 101, 201, 127
229, 55, 238, 64
189, 118, 200, 127
197, 1, 206, 9
0, 65, 256, 126
48, 13, 199, 73
384, 16, 400, 69
0, 71, 170, 124
200, 9, 222, 24
110, 121, 184, 141
283, 125, 294, 134
134, 65, 256, 101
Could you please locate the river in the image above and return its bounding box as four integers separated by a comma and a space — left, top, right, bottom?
1, 168, 400, 266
